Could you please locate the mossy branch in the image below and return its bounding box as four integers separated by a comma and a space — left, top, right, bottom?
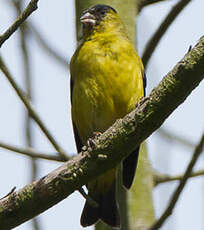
0, 36, 204, 229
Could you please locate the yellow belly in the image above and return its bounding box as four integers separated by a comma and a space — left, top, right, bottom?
71, 35, 144, 193
71, 61, 144, 143
71, 36, 144, 144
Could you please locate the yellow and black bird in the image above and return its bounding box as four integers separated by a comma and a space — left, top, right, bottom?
70, 4, 146, 228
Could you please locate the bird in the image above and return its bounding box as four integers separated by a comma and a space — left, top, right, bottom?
70, 4, 146, 228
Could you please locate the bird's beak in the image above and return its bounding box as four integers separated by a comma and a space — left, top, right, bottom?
80, 12, 96, 26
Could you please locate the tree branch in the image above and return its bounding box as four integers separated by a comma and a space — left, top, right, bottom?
0, 55, 68, 160
154, 169, 204, 185
0, 141, 65, 162
28, 23, 68, 68
157, 127, 195, 149
148, 133, 204, 230
13, 0, 38, 182
0, 187, 16, 201
142, 0, 192, 68
0, 0, 39, 47
0, 35, 203, 229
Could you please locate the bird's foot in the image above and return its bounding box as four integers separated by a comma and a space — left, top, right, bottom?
87, 138, 96, 149
92, 131, 102, 139
86, 132, 102, 150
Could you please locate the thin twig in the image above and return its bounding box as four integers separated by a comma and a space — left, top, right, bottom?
0, 187, 16, 200
158, 127, 195, 149
0, 0, 39, 47
142, 0, 192, 68
0, 55, 68, 160
13, 0, 38, 181
14, 3, 41, 228
0, 141, 65, 162
155, 169, 204, 185
28, 23, 68, 68
138, 0, 171, 12
148, 133, 204, 230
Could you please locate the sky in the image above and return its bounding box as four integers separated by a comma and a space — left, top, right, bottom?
0, 0, 204, 229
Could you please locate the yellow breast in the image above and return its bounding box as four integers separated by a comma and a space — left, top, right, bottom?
71, 35, 144, 144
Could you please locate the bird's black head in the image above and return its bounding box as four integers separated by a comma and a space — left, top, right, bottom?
80, 4, 117, 28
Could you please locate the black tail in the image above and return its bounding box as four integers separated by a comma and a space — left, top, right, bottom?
122, 147, 140, 189
80, 182, 120, 228
80, 196, 99, 227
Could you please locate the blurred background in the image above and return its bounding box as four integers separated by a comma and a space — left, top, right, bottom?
0, 0, 204, 229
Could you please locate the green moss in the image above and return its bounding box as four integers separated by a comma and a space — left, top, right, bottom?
17, 185, 33, 204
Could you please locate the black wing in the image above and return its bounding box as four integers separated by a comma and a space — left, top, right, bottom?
70, 76, 74, 104
70, 77, 83, 153
122, 70, 147, 189
73, 123, 83, 153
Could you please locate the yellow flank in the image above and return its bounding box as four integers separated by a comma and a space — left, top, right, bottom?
71, 10, 144, 193
71, 39, 144, 141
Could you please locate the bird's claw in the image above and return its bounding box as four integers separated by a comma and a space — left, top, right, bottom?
93, 131, 102, 139
87, 138, 96, 149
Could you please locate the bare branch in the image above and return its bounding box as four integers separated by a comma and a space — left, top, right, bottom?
0, 55, 68, 160
0, 141, 65, 162
12, 0, 37, 181
148, 133, 204, 230
28, 23, 69, 68
0, 35, 203, 230
0, 0, 39, 47
154, 169, 204, 185
142, 0, 192, 68
157, 128, 195, 149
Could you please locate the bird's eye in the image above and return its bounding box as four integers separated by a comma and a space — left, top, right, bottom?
101, 11, 106, 16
